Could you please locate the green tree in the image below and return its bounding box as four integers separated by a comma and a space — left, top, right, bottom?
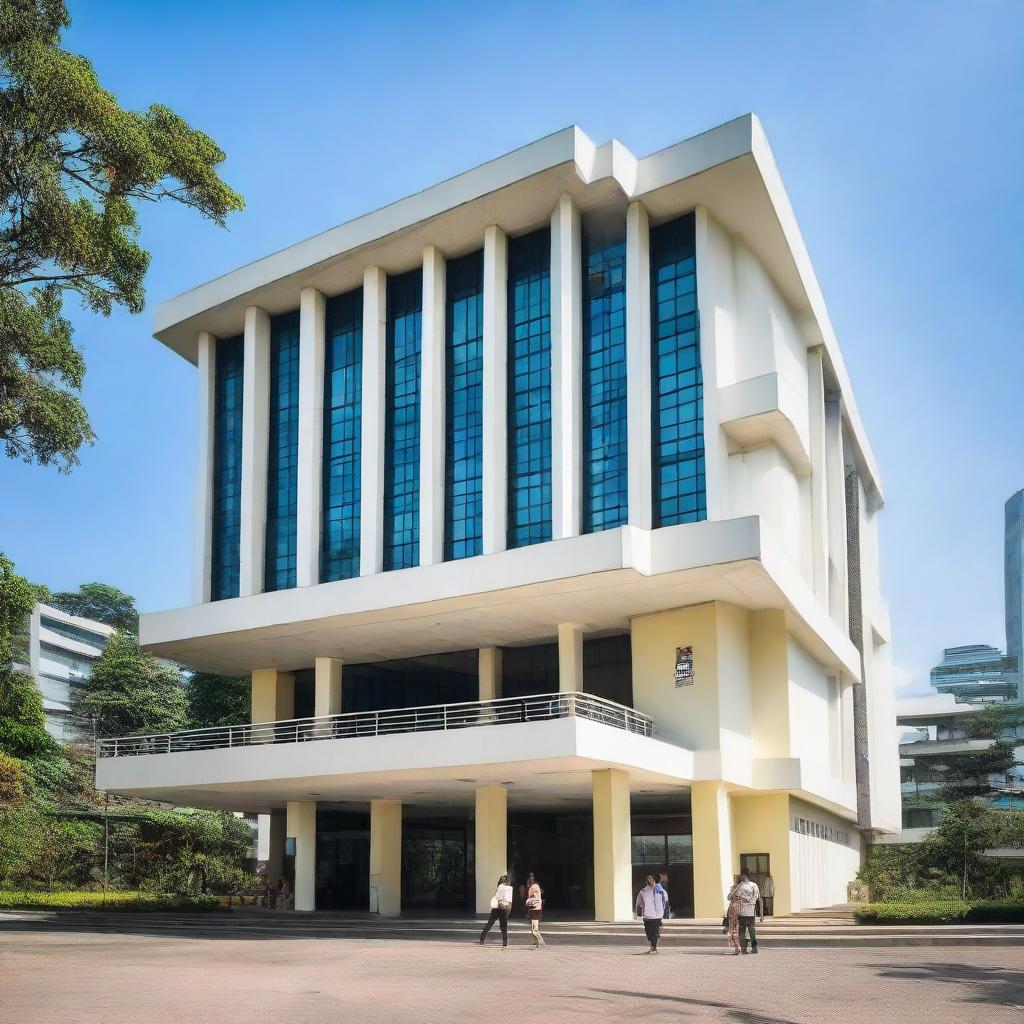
922, 800, 1002, 899
186, 670, 250, 729
73, 630, 186, 738
0, 0, 243, 471
49, 581, 138, 632
937, 740, 1020, 802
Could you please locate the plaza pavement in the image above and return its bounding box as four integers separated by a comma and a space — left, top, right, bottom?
2, 923, 1023, 1024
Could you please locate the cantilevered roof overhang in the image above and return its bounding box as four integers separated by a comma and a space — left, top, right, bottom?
152, 114, 882, 504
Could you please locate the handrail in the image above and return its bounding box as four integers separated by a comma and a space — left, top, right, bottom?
96, 691, 658, 758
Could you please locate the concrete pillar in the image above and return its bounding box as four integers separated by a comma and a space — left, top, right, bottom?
550, 194, 582, 540
251, 669, 295, 724
478, 647, 503, 702
807, 348, 829, 604
592, 768, 632, 921
474, 785, 508, 913
297, 287, 326, 588
314, 656, 343, 718
625, 201, 652, 531
240, 306, 271, 596
691, 780, 735, 918
824, 391, 848, 630
370, 799, 402, 917
420, 245, 446, 566
286, 800, 317, 912
266, 809, 286, 887
194, 330, 216, 604
360, 266, 387, 576
482, 225, 508, 555
558, 623, 584, 693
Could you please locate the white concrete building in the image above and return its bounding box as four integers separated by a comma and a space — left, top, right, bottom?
96, 115, 899, 919
26, 603, 115, 742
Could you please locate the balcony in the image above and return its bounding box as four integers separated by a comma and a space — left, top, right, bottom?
94, 693, 692, 811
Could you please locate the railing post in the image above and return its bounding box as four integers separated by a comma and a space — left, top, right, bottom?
165, 735, 171, 754
443, 705, 448, 731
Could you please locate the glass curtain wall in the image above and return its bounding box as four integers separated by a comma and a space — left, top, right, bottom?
211, 335, 244, 600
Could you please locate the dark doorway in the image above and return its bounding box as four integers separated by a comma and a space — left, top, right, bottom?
630, 815, 694, 917
402, 818, 472, 911
739, 851, 774, 916
316, 809, 370, 910
509, 812, 594, 913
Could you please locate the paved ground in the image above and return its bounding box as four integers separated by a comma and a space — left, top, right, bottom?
2, 923, 1023, 1024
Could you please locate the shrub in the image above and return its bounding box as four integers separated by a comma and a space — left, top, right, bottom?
855, 898, 1024, 925
0, 890, 222, 912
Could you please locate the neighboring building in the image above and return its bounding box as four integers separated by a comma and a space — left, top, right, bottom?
933, 488, 1024, 705
95, 116, 900, 920
881, 697, 1024, 845
27, 603, 115, 741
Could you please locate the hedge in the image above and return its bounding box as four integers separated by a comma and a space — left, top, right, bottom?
855, 899, 1024, 925
0, 890, 223, 912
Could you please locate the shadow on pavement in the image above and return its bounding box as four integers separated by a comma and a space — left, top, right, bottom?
591, 990, 800, 1024
871, 961, 1024, 1011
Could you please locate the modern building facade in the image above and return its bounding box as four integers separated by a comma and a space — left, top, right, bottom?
95, 116, 900, 919
1006, 489, 1023, 702
24, 603, 114, 741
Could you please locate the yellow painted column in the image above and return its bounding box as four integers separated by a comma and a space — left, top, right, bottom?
314, 657, 343, 718
370, 799, 402, 917
478, 648, 503, 702
592, 768, 633, 921
251, 669, 295, 724
691, 780, 735, 919
474, 786, 508, 913
286, 800, 317, 912
558, 623, 584, 693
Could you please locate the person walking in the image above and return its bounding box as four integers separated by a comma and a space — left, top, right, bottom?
732, 871, 763, 954
723, 881, 742, 954
525, 875, 545, 948
635, 874, 668, 953
479, 874, 514, 947
655, 872, 671, 919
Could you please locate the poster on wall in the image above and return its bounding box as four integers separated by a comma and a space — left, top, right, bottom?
675, 646, 694, 686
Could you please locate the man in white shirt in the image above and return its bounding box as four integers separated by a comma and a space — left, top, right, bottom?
732, 872, 763, 953
635, 875, 668, 953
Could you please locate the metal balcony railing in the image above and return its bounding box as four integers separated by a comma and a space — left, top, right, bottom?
95, 691, 658, 758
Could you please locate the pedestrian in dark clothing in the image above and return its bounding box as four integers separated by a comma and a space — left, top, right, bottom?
479, 874, 514, 947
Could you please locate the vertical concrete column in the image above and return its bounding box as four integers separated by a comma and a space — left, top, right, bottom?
420, 245, 446, 566
592, 768, 633, 921
474, 785, 508, 913
549, 194, 582, 540
240, 306, 271, 596
314, 656, 343, 718
478, 647, 503, 702
806, 348, 829, 604
250, 669, 295, 724
691, 780, 735, 919
558, 622, 584, 693
369, 799, 402, 917
625, 201, 652, 531
266, 809, 286, 887
194, 330, 216, 604
482, 225, 508, 555
824, 391, 848, 630
297, 287, 326, 588
286, 801, 317, 912
360, 266, 387, 576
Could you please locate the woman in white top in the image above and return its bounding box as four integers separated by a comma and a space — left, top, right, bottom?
479, 874, 514, 947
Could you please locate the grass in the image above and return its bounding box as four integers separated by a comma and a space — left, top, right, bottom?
0, 890, 223, 912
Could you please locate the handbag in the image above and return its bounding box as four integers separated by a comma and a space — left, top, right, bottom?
490, 895, 499, 910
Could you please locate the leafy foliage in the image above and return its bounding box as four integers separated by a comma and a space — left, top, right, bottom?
0, 890, 222, 911
0, 0, 243, 471
855, 898, 1024, 925
72, 630, 186, 738
186, 671, 250, 728
936, 740, 1020, 801
49, 581, 138, 632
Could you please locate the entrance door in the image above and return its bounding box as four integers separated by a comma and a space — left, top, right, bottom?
316, 810, 370, 910
738, 852, 773, 916
402, 821, 471, 911
630, 830, 694, 918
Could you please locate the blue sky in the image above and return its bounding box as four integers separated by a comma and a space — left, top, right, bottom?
2, 1, 1022, 697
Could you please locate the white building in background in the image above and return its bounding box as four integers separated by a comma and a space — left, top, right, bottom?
27, 603, 114, 741
96, 115, 900, 920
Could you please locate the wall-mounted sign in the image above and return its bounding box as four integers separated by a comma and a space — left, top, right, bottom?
675, 646, 694, 686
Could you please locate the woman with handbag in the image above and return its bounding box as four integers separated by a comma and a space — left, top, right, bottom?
525, 875, 545, 948
479, 874, 514, 947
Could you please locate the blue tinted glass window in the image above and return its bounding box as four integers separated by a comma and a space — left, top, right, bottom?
506, 228, 552, 549
444, 250, 484, 561
581, 225, 628, 533
264, 312, 300, 592
211, 335, 244, 600
650, 212, 705, 527
320, 289, 363, 582
383, 268, 422, 570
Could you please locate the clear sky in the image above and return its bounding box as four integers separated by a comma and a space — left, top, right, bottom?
3, 0, 1022, 699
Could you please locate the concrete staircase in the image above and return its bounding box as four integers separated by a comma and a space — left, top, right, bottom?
2, 906, 1023, 947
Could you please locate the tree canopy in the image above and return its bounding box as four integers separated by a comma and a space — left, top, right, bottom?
49, 580, 138, 632
0, 0, 243, 471
72, 629, 186, 738
186, 670, 250, 729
